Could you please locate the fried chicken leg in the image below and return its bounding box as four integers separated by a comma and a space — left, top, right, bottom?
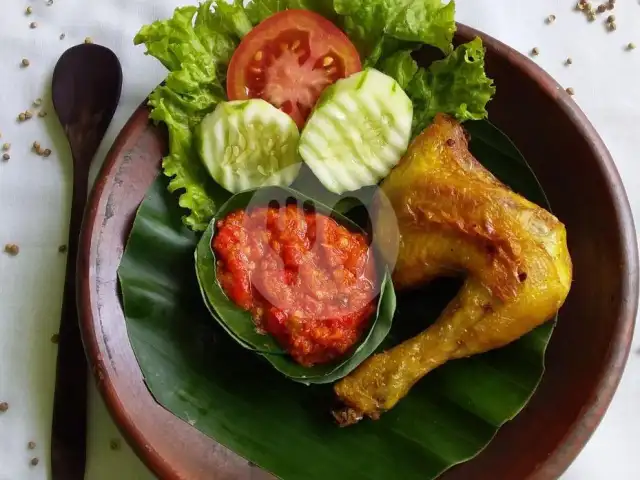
333, 114, 572, 425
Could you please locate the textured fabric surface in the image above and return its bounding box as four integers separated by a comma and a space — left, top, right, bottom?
0, 1, 638, 479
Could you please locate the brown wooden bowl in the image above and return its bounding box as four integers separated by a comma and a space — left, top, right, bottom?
78, 24, 639, 480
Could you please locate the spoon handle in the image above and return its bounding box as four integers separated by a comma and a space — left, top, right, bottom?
51, 163, 90, 480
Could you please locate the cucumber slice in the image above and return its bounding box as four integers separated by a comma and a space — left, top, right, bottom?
299, 68, 413, 194
197, 99, 301, 193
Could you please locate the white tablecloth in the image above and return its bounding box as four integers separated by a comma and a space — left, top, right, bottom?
0, 1, 638, 479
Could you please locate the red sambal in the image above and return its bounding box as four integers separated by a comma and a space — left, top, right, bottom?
213, 204, 377, 366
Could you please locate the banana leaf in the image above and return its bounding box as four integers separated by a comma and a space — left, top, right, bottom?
194, 185, 396, 384
118, 119, 555, 480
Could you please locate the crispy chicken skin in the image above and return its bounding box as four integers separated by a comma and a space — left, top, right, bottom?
333, 114, 572, 425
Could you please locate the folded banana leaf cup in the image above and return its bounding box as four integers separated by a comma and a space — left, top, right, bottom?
194, 185, 397, 385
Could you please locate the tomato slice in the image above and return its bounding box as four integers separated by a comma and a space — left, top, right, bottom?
226, 10, 362, 129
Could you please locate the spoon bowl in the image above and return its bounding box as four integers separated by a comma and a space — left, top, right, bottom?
52, 44, 123, 161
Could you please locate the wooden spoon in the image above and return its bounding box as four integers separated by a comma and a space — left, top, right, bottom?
50, 43, 122, 479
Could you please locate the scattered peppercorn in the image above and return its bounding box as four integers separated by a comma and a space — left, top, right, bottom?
26, 6, 33, 15
25, 111, 33, 120
28, 441, 36, 450
30, 458, 39, 467
628, 42, 636, 51
2, 143, 10, 151
43, 149, 52, 157
607, 15, 615, 22
84, 37, 93, 44
30, 22, 38, 29
58, 245, 68, 253
21, 58, 30, 67
33, 141, 41, 151
546, 14, 556, 24
4, 243, 19, 255
608, 22, 617, 32
531, 47, 539, 56
60, 33, 66, 40
109, 439, 122, 451
588, 12, 597, 22
38, 111, 47, 118
47, 0, 54, 5
2, 153, 10, 161
0, 402, 8, 412
33, 98, 42, 107
51, 333, 60, 344
566, 87, 575, 96
18, 113, 26, 122
565, 57, 573, 65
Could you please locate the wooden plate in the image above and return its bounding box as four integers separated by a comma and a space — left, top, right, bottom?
78, 25, 639, 480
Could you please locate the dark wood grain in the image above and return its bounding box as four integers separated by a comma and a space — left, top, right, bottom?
77, 25, 638, 480
50, 44, 122, 480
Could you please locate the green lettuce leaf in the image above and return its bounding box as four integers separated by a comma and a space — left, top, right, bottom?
194, 0, 251, 68
403, 37, 496, 135
334, 0, 456, 59
245, 0, 455, 61
134, 1, 251, 230
245, 0, 337, 24
361, 36, 419, 69
378, 50, 419, 89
